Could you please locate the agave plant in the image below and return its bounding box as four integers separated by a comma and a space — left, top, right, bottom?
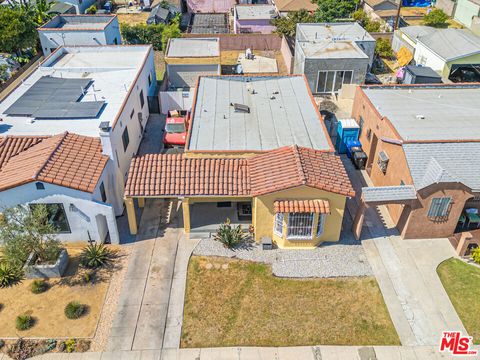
213, 219, 248, 249
0, 262, 24, 288
80, 243, 112, 269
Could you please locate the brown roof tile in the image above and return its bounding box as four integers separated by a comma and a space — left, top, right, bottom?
0, 132, 109, 193
274, 199, 330, 213
125, 146, 355, 198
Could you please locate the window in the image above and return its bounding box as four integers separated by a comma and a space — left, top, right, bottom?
316, 70, 353, 93
316, 214, 326, 236
130, 109, 135, 119
30, 203, 71, 233
359, 116, 364, 136
114, 38, 118, 45
35, 182, 45, 190
366, 128, 372, 141
148, 73, 152, 87
216, 202, 231, 208
100, 182, 107, 202
428, 197, 452, 219
377, 151, 389, 174
274, 213, 284, 236
287, 213, 314, 239
122, 127, 130, 151
139, 90, 145, 108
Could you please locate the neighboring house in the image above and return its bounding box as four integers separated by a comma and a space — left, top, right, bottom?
38, 15, 121, 56
47, 2, 77, 15
0, 45, 157, 244
271, 0, 317, 16
351, 84, 480, 240
294, 23, 376, 94
454, 0, 480, 31
363, 0, 398, 29
402, 65, 443, 84
124, 75, 355, 249
392, 26, 480, 79
147, 4, 179, 24
233, 4, 278, 34
186, 0, 234, 13
435, 0, 456, 17
189, 13, 229, 33
60, 0, 96, 14
165, 38, 220, 88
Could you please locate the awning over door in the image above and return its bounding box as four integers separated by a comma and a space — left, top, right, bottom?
274, 199, 330, 213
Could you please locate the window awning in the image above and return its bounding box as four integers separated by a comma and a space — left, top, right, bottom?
274, 200, 330, 214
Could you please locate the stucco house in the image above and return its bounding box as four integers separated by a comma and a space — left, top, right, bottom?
0, 45, 157, 244
351, 84, 480, 240
165, 38, 220, 89
233, 4, 278, 34
454, 0, 480, 33
294, 23, 376, 94
271, 0, 317, 16
392, 26, 480, 80
124, 75, 355, 249
38, 15, 122, 56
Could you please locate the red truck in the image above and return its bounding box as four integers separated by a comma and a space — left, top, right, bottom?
163, 110, 189, 148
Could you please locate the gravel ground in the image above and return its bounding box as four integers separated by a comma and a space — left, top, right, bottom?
192, 237, 372, 278
89, 245, 133, 352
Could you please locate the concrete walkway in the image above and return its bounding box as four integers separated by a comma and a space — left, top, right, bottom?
106, 199, 182, 351
363, 236, 467, 347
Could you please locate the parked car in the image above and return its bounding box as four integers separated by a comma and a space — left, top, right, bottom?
163, 110, 189, 148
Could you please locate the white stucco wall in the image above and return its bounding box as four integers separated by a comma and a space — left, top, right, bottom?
39, 18, 122, 56
414, 41, 446, 72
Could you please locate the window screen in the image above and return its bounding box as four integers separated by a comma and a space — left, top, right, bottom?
274, 213, 284, 236
287, 213, 314, 239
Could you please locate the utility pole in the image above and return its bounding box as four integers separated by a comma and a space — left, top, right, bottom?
395, 0, 403, 30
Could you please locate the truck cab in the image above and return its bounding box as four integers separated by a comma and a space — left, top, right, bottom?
163, 110, 189, 148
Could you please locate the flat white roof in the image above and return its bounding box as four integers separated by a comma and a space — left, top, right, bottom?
0, 45, 151, 137
167, 38, 220, 57
39, 15, 115, 30
362, 85, 480, 141
188, 76, 332, 152
235, 5, 277, 20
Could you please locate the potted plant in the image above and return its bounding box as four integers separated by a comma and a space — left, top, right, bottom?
0, 205, 68, 279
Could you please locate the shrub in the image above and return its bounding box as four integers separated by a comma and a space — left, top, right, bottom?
423, 8, 449, 28
80, 243, 112, 269
0, 262, 24, 288
0, 339, 4, 348
30, 279, 49, 294
213, 219, 248, 249
64, 339, 76, 353
16, 314, 34, 331
82, 270, 93, 284
85, 4, 97, 14
472, 247, 480, 264
375, 38, 394, 59
64, 301, 86, 319
120, 21, 181, 51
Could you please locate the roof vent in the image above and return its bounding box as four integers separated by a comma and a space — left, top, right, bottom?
232, 103, 250, 113
416, 114, 425, 120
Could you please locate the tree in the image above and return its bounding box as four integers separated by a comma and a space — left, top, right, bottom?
423, 8, 449, 28
0, 205, 62, 267
0, 64, 9, 84
86, 4, 97, 14
352, 9, 381, 32
161, 18, 181, 50
375, 37, 394, 58
121, 17, 181, 51
31, 0, 53, 26
313, 0, 358, 23
0, 6, 37, 54
365, 20, 381, 32
272, 9, 314, 37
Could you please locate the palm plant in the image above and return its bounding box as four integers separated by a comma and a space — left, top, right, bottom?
80, 243, 112, 269
213, 219, 248, 249
0, 262, 24, 288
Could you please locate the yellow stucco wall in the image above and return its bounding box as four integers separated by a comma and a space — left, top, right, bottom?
444, 52, 480, 77
253, 186, 347, 249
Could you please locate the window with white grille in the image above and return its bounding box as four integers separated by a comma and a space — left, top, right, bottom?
316, 214, 326, 236
274, 213, 284, 236
287, 213, 314, 239
427, 197, 451, 219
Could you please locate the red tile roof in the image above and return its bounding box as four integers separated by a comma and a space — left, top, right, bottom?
125, 154, 250, 197
125, 146, 355, 198
0, 132, 109, 193
248, 145, 355, 197
274, 199, 330, 213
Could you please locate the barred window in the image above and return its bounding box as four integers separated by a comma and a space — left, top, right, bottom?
287, 213, 314, 239
428, 197, 451, 218
316, 214, 326, 236
274, 213, 284, 236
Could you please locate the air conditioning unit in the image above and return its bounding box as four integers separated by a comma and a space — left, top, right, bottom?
377, 151, 389, 174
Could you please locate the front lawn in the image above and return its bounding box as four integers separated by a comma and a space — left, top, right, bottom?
181, 256, 400, 348
437, 258, 480, 344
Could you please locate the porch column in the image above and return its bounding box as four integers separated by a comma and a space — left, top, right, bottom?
138, 197, 145, 208
182, 198, 191, 233
352, 201, 367, 241
125, 197, 137, 235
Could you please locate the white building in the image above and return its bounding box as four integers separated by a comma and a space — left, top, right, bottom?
38, 15, 122, 56
0, 45, 157, 244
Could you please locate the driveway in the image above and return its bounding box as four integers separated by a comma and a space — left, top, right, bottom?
364, 236, 467, 346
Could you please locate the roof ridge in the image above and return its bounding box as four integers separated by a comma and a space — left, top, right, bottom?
33, 132, 69, 180
291, 145, 307, 185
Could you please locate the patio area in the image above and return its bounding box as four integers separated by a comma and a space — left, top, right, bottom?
189, 201, 252, 233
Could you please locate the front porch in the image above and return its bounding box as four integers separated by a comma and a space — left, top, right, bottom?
189, 201, 252, 233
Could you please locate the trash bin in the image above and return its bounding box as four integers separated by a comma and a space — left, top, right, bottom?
346, 139, 362, 158
353, 151, 367, 170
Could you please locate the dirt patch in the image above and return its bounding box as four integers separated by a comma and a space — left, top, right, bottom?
0, 246, 127, 339
116, 12, 149, 26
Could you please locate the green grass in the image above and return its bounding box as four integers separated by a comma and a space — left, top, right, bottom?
437, 258, 480, 344
181, 256, 400, 348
